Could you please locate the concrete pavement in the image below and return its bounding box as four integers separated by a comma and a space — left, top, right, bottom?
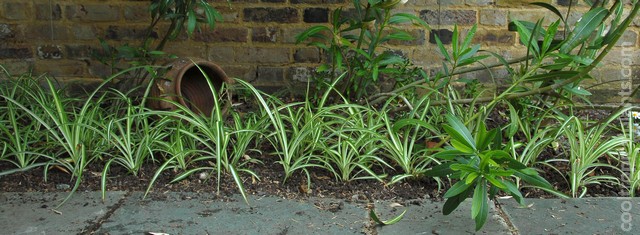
1, 191, 638, 234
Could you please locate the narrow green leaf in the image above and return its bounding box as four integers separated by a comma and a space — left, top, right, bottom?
472, 180, 489, 231
295, 25, 331, 44
187, 10, 196, 36
445, 114, 476, 151
370, 208, 407, 225
452, 25, 459, 59
444, 180, 472, 198
515, 171, 552, 188
525, 71, 580, 82
424, 162, 456, 177
443, 187, 471, 215
560, 7, 608, 54
502, 180, 524, 205
461, 24, 477, 50
434, 33, 451, 61
506, 103, 519, 138
530, 2, 565, 24
433, 149, 468, 160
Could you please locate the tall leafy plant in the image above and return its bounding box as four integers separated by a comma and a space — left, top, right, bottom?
296, 0, 428, 99
426, 115, 556, 231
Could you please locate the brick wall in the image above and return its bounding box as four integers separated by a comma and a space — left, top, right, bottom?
0, 0, 639, 100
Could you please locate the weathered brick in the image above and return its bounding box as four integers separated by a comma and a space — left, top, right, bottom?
66, 5, 120, 22
0, 24, 14, 39
304, 8, 329, 23
124, 4, 150, 22
72, 25, 98, 40
472, 30, 515, 45
294, 48, 320, 63
466, 0, 495, 6
17, 24, 70, 40
218, 7, 239, 23
252, 27, 278, 43
480, 9, 507, 26
556, 0, 575, 6
207, 46, 237, 63
35, 4, 62, 21
288, 67, 314, 82
256, 66, 285, 83
65, 44, 93, 60
35, 60, 87, 77
220, 65, 257, 82
497, 0, 551, 6
2, 2, 30, 20
429, 29, 453, 44
104, 25, 155, 41
0, 48, 32, 59
615, 30, 638, 47
0, 59, 33, 75
37, 45, 63, 59
228, 0, 258, 2
291, 0, 346, 3
420, 10, 477, 26
237, 47, 290, 64
409, 0, 464, 6
461, 67, 510, 84
282, 28, 309, 44
194, 27, 248, 42
262, 0, 286, 2
88, 61, 113, 78
244, 8, 299, 23
602, 47, 640, 66
162, 44, 208, 59
508, 10, 556, 24
410, 47, 450, 67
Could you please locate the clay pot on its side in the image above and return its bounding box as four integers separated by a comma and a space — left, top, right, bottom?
149, 57, 232, 116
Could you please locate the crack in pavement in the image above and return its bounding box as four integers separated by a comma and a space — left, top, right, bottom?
81, 191, 132, 235
494, 201, 519, 235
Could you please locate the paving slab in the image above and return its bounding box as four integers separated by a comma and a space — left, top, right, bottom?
499, 197, 640, 234
0, 191, 127, 234
374, 199, 513, 234
97, 192, 370, 234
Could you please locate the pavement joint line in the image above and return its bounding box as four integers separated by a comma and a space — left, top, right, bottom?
494, 200, 520, 235
81, 191, 132, 234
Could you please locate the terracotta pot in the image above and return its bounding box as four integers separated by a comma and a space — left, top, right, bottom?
149, 57, 232, 116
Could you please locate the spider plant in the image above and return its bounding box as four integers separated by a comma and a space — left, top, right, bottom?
1, 78, 108, 207
146, 120, 209, 197
228, 111, 266, 173
0, 66, 146, 207
235, 78, 331, 187
560, 109, 629, 198
612, 110, 640, 197
99, 89, 171, 200
379, 95, 440, 184
145, 62, 250, 203
0, 76, 52, 174
315, 103, 390, 182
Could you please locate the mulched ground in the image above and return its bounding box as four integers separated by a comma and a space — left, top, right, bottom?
0, 148, 628, 204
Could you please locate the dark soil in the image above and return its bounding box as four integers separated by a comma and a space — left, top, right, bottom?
0, 148, 629, 204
